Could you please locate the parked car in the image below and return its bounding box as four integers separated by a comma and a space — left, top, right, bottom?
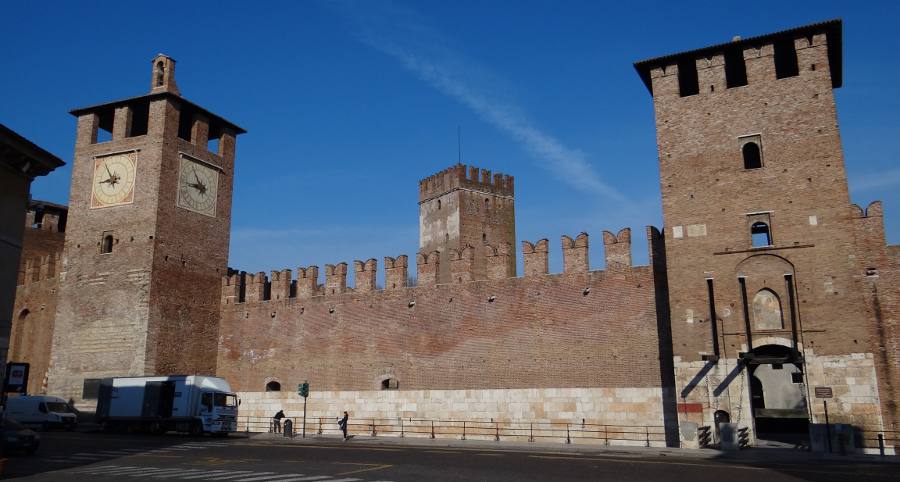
3, 395, 77, 430
1, 417, 40, 455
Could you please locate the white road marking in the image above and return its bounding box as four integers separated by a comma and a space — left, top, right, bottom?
187, 471, 257, 480
150, 469, 208, 478
177, 470, 246, 479
206, 472, 277, 481
231, 475, 308, 482
273, 477, 337, 482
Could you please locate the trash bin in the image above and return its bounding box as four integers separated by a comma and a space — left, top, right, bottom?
283, 419, 293, 438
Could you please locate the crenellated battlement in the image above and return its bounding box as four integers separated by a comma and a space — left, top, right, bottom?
418, 163, 514, 203
223, 227, 648, 305
635, 19, 841, 99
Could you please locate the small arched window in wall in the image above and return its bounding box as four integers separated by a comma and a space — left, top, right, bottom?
100, 233, 114, 254
437, 199, 441, 210
753, 289, 784, 330
751, 222, 772, 248
265, 381, 281, 392
381, 378, 398, 390
743, 142, 762, 169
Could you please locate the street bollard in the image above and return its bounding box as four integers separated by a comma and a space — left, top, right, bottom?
431, 420, 435, 439
283, 419, 293, 438
878, 433, 885, 456
566, 423, 571, 444
529, 423, 534, 443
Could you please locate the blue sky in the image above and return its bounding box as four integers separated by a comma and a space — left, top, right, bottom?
2, 1, 898, 278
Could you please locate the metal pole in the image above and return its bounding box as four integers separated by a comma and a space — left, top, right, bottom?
706, 278, 720, 360
302, 396, 307, 438
566, 423, 571, 444
401, 418, 404, 438
824, 400, 832, 453
878, 433, 885, 456
738, 277, 753, 351
431, 420, 435, 439
462, 421, 466, 441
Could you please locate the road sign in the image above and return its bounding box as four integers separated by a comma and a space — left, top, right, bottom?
814, 386, 833, 399
3, 362, 30, 394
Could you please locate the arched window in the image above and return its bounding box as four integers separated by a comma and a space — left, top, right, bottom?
743, 142, 762, 169
101, 234, 114, 254
265, 381, 281, 392
751, 222, 771, 247
752, 289, 784, 329
381, 378, 398, 390
156, 61, 165, 86
484, 198, 489, 209
12, 309, 29, 358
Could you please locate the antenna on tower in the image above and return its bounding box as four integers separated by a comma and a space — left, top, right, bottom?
457, 125, 461, 164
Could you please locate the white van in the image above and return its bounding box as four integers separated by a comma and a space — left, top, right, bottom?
3, 395, 77, 430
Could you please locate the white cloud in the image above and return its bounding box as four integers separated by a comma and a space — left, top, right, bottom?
851, 167, 900, 191
329, 1, 627, 203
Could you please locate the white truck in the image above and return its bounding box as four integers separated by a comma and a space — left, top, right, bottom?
95, 375, 238, 435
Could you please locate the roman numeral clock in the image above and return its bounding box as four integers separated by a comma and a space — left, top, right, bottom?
177, 155, 219, 217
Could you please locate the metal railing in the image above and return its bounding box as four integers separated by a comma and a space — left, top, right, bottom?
242, 416, 666, 447
858, 428, 899, 456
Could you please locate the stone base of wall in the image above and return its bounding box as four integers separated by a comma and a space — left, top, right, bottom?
236, 387, 669, 447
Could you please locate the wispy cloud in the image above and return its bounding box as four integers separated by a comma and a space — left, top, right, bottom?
328, 1, 627, 203
851, 167, 900, 191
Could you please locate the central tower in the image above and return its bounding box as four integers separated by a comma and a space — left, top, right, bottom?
419, 164, 515, 283
48, 55, 245, 404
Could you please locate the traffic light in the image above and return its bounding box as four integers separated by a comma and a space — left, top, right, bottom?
299, 381, 309, 398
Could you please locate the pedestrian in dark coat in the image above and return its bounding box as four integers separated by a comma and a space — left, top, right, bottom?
273, 409, 285, 434
338, 411, 349, 440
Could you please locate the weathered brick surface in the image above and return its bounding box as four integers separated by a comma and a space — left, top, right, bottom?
10, 255, 60, 392
218, 231, 663, 393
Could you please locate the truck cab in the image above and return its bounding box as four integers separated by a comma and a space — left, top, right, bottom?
198, 391, 238, 434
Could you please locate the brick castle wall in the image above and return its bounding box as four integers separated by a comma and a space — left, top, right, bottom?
218, 229, 669, 395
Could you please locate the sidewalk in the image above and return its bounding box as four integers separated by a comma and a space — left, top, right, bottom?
245, 431, 900, 465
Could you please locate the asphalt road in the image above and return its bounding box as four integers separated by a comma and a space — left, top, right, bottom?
2, 431, 899, 481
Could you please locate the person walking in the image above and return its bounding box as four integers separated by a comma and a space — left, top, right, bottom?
337, 411, 349, 440
273, 409, 285, 434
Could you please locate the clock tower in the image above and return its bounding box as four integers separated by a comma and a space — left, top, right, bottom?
48, 55, 245, 404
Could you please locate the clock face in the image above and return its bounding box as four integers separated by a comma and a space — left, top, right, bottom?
91, 152, 137, 208
177, 156, 219, 217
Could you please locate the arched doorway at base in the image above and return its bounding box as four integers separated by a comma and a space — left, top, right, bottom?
747, 344, 810, 445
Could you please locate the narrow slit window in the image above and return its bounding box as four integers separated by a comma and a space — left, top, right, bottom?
100, 234, 114, 254
677, 58, 699, 97
743, 142, 762, 169
751, 222, 772, 247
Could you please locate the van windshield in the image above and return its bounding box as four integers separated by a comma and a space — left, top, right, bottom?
214, 393, 237, 408
46, 402, 74, 413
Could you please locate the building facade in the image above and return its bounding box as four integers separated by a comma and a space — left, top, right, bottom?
10, 20, 899, 449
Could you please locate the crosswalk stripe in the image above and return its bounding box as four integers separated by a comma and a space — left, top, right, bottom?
273, 477, 334, 482
231, 474, 306, 482
177, 470, 243, 479
73, 465, 126, 472
204, 472, 275, 480
88, 467, 149, 475
150, 469, 208, 478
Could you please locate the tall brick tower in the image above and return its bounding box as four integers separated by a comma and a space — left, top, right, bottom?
636, 19, 897, 442
419, 164, 515, 283
48, 55, 245, 404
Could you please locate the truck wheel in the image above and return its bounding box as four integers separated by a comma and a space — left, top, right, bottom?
189, 422, 203, 437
